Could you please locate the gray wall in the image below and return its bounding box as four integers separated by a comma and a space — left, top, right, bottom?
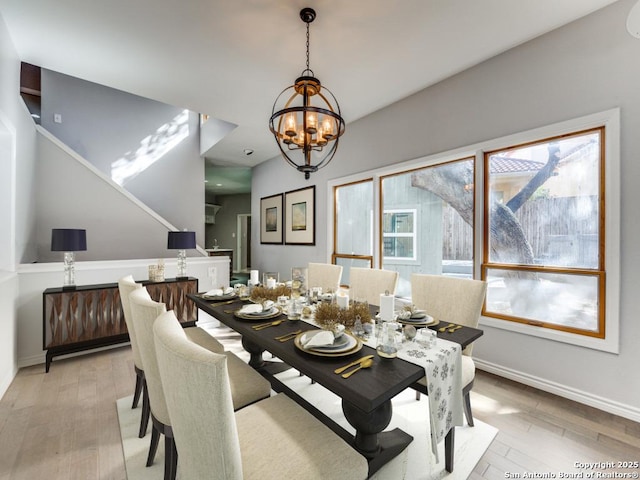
252, 0, 640, 416
40, 70, 204, 254
35, 132, 187, 262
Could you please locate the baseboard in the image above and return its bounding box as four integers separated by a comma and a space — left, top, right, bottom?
475, 358, 640, 423
0, 365, 18, 400
18, 342, 131, 370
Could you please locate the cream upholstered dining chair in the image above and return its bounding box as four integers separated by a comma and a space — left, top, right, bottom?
348, 267, 399, 306
118, 275, 150, 438
410, 273, 487, 426
153, 310, 369, 480
307, 262, 343, 292
129, 288, 271, 480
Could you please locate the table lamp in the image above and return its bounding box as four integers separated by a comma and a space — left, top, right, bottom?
51, 228, 87, 289
168, 230, 196, 279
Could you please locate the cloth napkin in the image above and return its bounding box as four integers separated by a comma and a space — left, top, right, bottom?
239, 304, 264, 314
301, 330, 335, 348
204, 287, 234, 296
239, 301, 274, 314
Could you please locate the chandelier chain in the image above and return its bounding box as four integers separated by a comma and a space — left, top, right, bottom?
305, 20, 310, 73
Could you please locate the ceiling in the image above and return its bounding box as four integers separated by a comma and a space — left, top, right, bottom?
1, 0, 620, 194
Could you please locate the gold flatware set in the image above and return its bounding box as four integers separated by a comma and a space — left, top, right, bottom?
207, 299, 239, 306
438, 323, 462, 333
334, 354, 374, 378
252, 319, 285, 330
275, 330, 302, 342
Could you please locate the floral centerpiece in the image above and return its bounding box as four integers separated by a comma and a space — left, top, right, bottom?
250, 284, 291, 302
314, 301, 372, 329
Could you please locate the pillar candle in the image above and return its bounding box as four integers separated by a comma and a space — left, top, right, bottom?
379, 292, 395, 321
250, 270, 259, 285
336, 292, 349, 309
266, 277, 276, 289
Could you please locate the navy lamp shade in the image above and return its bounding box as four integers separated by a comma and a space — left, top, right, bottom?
168, 231, 196, 278
167, 231, 196, 250
51, 229, 87, 289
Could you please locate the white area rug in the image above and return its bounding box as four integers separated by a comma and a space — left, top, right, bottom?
117, 374, 497, 480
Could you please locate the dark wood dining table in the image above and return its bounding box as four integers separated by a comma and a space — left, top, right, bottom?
188, 294, 483, 476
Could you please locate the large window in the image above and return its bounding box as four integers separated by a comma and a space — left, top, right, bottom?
329, 109, 618, 351
333, 179, 374, 285
483, 129, 605, 337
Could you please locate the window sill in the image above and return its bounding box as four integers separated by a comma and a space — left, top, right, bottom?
479, 315, 619, 354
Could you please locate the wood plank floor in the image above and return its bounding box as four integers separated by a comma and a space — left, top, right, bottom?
0, 342, 638, 479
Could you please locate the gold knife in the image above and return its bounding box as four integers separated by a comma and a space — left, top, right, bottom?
334, 355, 374, 375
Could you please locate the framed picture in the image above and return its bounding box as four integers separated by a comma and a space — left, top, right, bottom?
285, 186, 315, 245
260, 193, 283, 244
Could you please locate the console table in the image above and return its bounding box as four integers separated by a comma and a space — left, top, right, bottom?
43, 277, 198, 372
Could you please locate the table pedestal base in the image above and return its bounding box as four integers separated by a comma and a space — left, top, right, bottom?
342, 399, 412, 476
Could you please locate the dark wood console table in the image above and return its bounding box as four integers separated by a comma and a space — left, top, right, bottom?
43, 277, 198, 372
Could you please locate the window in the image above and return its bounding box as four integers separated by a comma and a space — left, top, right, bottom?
383, 210, 417, 260
332, 179, 374, 285
380, 159, 474, 297
483, 129, 605, 338
328, 109, 619, 351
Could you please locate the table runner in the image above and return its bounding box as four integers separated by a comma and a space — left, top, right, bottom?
298, 315, 463, 461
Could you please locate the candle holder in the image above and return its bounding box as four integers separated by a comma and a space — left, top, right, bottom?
262, 272, 280, 289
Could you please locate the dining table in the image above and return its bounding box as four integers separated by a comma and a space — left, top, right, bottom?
187, 293, 483, 476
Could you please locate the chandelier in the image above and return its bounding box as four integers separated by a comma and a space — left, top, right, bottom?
269, 7, 345, 180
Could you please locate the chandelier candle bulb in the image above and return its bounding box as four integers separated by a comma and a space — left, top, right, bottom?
379, 291, 395, 321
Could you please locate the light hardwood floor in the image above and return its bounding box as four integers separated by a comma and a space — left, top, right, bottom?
1, 341, 638, 480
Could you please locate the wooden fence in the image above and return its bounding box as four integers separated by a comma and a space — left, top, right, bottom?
442, 196, 599, 263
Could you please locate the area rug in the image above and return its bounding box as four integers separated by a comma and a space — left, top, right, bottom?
117, 372, 497, 480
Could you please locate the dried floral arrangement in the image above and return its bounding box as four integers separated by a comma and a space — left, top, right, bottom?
314, 301, 372, 329
249, 284, 292, 302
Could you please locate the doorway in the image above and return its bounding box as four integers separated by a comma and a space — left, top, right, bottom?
236, 214, 251, 272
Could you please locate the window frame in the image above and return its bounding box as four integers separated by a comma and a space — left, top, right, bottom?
481, 128, 606, 338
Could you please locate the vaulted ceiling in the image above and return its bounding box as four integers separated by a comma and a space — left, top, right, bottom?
1, 0, 620, 178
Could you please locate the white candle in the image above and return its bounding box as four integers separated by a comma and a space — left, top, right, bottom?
336, 292, 349, 309
250, 270, 259, 285
379, 292, 395, 321
266, 277, 276, 289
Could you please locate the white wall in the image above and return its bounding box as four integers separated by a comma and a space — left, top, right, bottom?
0, 12, 40, 399
17, 256, 230, 368
252, 0, 640, 420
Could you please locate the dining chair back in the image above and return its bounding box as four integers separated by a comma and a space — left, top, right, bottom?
410, 273, 487, 426
153, 311, 368, 480
154, 310, 242, 480
307, 262, 343, 292
411, 274, 487, 355
349, 267, 399, 306
129, 287, 178, 479
118, 275, 150, 437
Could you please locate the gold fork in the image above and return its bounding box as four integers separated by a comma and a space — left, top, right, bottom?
276, 330, 302, 342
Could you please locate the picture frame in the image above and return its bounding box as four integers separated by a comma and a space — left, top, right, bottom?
260, 193, 283, 244
285, 185, 315, 245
